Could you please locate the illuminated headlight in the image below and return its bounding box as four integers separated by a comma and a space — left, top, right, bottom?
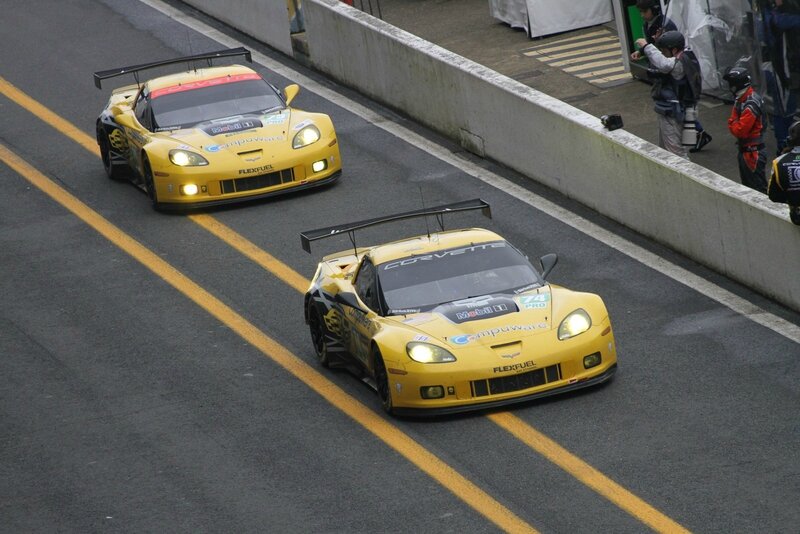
169, 149, 208, 166
557, 309, 592, 340
406, 342, 456, 363
312, 159, 327, 173
180, 184, 199, 196
292, 125, 321, 148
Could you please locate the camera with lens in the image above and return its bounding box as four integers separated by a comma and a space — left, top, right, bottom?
646, 68, 669, 81
600, 114, 624, 131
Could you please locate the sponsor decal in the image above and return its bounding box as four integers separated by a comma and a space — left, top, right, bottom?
239, 164, 274, 175
514, 283, 541, 294
518, 293, 550, 310
263, 111, 288, 125
390, 308, 421, 315
493, 360, 536, 373
150, 73, 261, 99
108, 128, 128, 150
438, 295, 517, 324
449, 323, 544, 345
401, 313, 436, 326
413, 334, 429, 342
455, 304, 508, 321
206, 119, 261, 136
205, 136, 284, 153
382, 242, 506, 270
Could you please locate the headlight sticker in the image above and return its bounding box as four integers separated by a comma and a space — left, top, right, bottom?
292, 119, 314, 131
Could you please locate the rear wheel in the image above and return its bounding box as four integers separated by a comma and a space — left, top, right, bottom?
98, 131, 126, 181
373, 347, 394, 415
308, 305, 331, 367
142, 156, 161, 211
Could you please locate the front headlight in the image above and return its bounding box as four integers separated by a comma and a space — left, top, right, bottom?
169, 149, 208, 166
292, 125, 321, 149
558, 309, 592, 340
406, 342, 457, 363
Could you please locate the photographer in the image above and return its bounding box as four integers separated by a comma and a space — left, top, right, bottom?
636, 31, 702, 159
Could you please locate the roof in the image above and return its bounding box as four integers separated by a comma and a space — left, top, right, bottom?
144, 64, 258, 93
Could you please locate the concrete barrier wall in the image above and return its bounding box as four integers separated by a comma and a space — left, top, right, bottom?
180, 0, 293, 56
302, 0, 799, 311
175, 0, 799, 311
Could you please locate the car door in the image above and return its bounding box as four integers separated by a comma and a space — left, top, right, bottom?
342, 258, 381, 366
126, 87, 152, 178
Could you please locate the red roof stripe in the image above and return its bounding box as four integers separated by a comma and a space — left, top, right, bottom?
150, 72, 262, 99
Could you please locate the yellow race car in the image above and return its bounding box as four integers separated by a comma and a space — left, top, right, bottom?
94, 47, 341, 210
301, 199, 617, 416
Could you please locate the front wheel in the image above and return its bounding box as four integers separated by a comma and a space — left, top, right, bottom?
373, 347, 394, 415
98, 131, 127, 181
142, 156, 161, 211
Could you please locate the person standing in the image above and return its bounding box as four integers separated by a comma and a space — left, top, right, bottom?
768, 120, 800, 225
630, 1, 711, 152
761, 0, 800, 153
635, 31, 701, 159
724, 66, 769, 193
629, 0, 677, 60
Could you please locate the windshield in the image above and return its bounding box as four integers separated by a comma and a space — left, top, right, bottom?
377, 240, 542, 313
149, 77, 283, 129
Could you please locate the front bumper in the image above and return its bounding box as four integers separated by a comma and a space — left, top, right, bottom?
156, 170, 341, 211
393, 363, 617, 417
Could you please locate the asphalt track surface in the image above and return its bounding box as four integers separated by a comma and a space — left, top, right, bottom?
1, 1, 798, 532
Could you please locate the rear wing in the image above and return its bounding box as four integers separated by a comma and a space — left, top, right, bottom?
300, 198, 492, 254
93, 47, 252, 89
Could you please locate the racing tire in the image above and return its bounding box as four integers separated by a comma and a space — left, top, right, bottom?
142, 156, 162, 211
308, 304, 331, 368
98, 131, 127, 181
373, 347, 394, 415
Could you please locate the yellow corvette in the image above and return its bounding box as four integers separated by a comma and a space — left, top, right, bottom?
301, 199, 617, 416
94, 47, 341, 210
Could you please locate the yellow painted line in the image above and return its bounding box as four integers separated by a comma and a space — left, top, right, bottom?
1, 74, 687, 533
524, 42, 621, 61
0, 142, 537, 534
524, 36, 618, 55
563, 59, 623, 73
575, 66, 627, 78
490, 412, 691, 533
189, 213, 309, 294
550, 50, 622, 67
0, 76, 100, 156
523, 29, 611, 50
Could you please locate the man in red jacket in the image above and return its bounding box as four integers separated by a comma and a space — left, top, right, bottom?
724, 66, 768, 193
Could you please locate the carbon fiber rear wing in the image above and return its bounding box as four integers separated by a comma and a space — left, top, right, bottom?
93, 47, 252, 89
300, 198, 492, 254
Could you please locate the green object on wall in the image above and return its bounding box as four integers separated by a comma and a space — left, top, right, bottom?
627, 5, 645, 43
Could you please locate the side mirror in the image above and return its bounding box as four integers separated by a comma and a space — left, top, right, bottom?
539, 253, 558, 280
334, 292, 368, 314
284, 84, 300, 106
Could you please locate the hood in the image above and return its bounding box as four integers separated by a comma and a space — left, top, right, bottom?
395, 288, 554, 349
160, 109, 298, 158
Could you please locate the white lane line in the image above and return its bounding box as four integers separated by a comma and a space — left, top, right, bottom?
138, 0, 800, 344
